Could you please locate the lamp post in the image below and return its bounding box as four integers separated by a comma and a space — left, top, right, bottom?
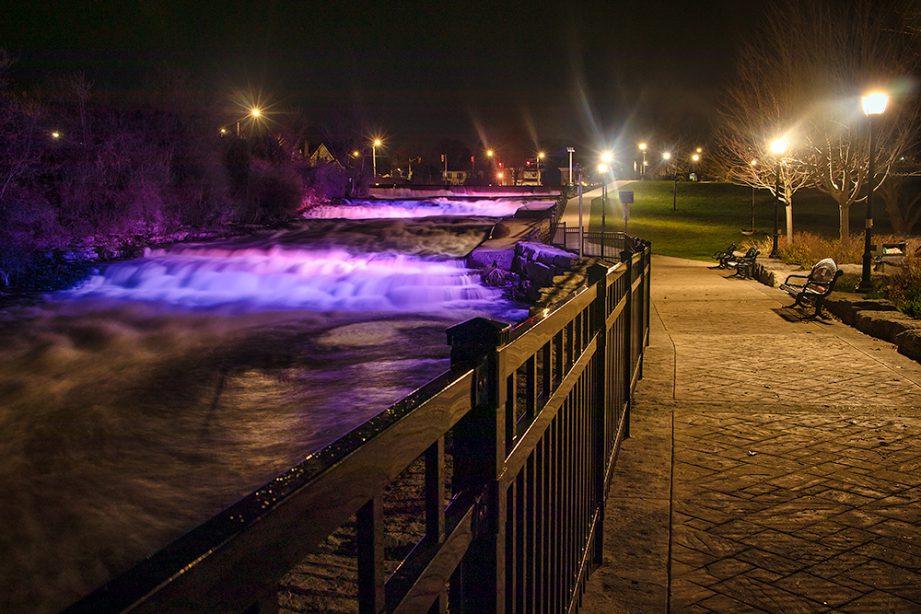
537, 151, 546, 184
662, 151, 676, 211
372, 138, 382, 179
597, 162, 609, 231
638, 142, 647, 179
768, 137, 788, 258
577, 166, 584, 257
567, 146, 575, 186
859, 91, 890, 292
691, 152, 701, 181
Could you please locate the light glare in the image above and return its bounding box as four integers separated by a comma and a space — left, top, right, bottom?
769, 138, 788, 155
861, 91, 889, 116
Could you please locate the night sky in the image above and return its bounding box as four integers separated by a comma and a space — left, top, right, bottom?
2, 0, 763, 161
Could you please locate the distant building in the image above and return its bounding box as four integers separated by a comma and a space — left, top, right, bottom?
307, 143, 344, 168
444, 170, 467, 185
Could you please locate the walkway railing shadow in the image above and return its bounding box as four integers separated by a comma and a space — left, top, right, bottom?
66, 241, 652, 614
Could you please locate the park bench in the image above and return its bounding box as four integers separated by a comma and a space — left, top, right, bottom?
725, 246, 759, 279
779, 257, 843, 318
712, 242, 737, 269
873, 242, 915, 271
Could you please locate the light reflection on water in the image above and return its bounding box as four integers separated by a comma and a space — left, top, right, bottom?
0, 212, 526, 612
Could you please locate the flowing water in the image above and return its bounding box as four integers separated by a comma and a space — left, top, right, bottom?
0, 206, 530, 611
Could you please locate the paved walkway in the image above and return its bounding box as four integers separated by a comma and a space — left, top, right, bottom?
559, 181, 630, 228
581, 255, 921, 613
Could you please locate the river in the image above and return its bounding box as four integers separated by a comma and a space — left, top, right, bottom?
0, 198, 544, 612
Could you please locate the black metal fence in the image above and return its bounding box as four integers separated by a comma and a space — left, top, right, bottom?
67, 241, 652, 614
551, 223, 639, 261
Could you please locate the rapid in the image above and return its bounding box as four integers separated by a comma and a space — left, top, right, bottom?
0, 200, 542, 611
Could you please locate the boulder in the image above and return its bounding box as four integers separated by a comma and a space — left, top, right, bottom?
468, 247, 515, 271
524, 260, 556, 287
516, 241, 578, 268
896, 329, 921, 361
854, 311, 921, 343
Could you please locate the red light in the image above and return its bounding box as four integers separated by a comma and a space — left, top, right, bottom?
470, 155, 475, 163
498, 161, 503, 168
526, 160, 531, 166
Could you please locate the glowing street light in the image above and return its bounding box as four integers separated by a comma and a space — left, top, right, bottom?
537, 151, 546, 184
600, 150, 613, 164
638, 142, 648, 179
249, 107, 262, 119
50, 131, 61, 140
352, 150, 360, 158
858, 90, 890, 291
486, 148, 494, 159
372, 138, 383, 178
862, 91, 890, 116
768, 137, 789, 258
597, 162, 610, 230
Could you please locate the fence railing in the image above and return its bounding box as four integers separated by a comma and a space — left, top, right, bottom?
551, 223, 641, 261
67, 241, 652, 614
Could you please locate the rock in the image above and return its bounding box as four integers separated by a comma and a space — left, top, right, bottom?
896, 329, 921, 361
468, 248, 514, 271
854, 311, 921, 343
516, 241, 578, 268
824, 295, 898, 326
524, 260, 555, 287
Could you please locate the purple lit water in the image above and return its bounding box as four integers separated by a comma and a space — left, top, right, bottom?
303, 197, 538, 219
0, 209, 528, 612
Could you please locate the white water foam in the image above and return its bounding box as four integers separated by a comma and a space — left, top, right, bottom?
68, 245, 507, 314
303, 197, 542, 219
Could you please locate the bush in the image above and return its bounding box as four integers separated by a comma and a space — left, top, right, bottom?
753, 231, 903, 267
883, 256, 921, 318
239, 161, 303, 223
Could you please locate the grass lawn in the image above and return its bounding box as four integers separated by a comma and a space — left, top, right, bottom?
587, 180, 897, 261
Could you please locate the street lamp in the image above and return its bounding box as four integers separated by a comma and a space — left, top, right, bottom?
858, 90, 890, 292
597, 162, 609, 230
567, 146, 575, 186
663, 151, 677, 211
638, 142, 647, 179
486, 148, 494, 159
769, 137, 789, 258
537, 151, 545, 184
691, 152, 701, 181
372, 138, 383, 178
51, 131, 61, 140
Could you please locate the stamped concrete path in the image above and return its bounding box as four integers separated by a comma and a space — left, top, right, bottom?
581, 255, 921, 613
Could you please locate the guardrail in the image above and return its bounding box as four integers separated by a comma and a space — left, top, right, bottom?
67, 241, 652, 614
551, 223, 639, 261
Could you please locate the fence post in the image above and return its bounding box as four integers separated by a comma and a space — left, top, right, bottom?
446, 317, 510, 614
587, 263, 609, 566
645, 243, 652, 349
620, 250, 633, 441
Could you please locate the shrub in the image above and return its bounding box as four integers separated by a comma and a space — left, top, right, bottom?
883, 256, 921, 318
753, 231, 903, 267
240, 161, 303, 223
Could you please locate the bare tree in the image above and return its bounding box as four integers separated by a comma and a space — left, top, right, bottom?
716, 0, 921, 240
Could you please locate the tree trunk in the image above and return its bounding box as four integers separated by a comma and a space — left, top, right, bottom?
839, 204, 850, 240
785, 202, 793, 245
